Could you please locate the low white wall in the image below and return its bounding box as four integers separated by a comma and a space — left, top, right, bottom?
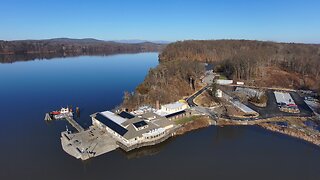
216, 79, 233, 85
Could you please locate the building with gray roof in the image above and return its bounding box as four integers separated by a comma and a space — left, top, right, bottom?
91, 111, 175, 149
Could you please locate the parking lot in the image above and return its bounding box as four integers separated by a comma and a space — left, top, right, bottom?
244, 90, 314, 119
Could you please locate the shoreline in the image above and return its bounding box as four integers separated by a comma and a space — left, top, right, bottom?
258, 123, 320, 146
175, 116, 320, 148
174, 116, 212, 136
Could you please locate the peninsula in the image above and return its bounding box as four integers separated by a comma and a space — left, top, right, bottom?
47, 40, 320, 160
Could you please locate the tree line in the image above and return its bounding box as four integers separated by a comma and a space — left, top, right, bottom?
122, 60, 205, 110
160, 40, 320, 91
122, 40, 320, 110
0, 38, 165, 63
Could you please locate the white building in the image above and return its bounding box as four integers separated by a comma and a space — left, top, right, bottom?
91, 111, 175, 148
160, 101, 189, 114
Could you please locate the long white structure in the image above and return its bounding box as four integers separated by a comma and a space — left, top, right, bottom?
216, 79, 233, 85
221, 91, 258, 115
235, 87, 263, 98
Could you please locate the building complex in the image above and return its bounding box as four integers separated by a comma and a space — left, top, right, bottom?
90, 101, 191, 151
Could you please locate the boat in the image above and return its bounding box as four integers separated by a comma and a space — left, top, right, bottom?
49, 107, 73, 120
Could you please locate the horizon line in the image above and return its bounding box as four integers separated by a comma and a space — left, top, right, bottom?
0, 37, 319, 45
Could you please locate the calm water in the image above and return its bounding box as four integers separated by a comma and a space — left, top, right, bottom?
0, 53, 320, 180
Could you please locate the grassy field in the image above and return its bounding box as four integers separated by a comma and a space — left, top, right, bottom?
175, 116, 198, 125
219, 75, 228, 80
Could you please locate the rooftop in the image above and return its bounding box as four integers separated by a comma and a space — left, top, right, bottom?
94, 113, 128, 136
232, 100, 257, 114
118, 111, 135, 119
133, 120, 148, 128
274, 91, 295, 105
153, 117, 175, 127
165, 110, 186, 118
100, 111, 127, 125
162, 102, 186, 110
123, 120, 159, 140
93, 110, 175, 140
140, 112, 161, 120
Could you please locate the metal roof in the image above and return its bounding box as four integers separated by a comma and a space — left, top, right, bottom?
165, 110, 186, 118
274, 91, 295, 105
95, 113, 128, 136
232, 100, 257, 114
100, 111, 127, 125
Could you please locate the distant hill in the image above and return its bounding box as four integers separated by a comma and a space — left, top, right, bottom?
0, 38, 166, 62
46, 38, 106, 43
113, 40, 171, 44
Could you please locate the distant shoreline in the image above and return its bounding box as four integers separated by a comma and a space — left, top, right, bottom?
0, 51, 160, 64
0, 38, 165, 63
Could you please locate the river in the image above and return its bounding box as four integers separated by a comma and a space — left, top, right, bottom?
0, 53, 319, 180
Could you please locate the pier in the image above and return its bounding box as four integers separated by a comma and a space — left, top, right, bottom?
61, 126, 119, 160
44, 107, 84, 132
64, 116, 84, 132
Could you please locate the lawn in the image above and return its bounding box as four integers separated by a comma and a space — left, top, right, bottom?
219, 75, 228, 80
175, 116, 198, 125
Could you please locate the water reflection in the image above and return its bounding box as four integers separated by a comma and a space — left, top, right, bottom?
213, 126, 246, 143
1, 53, 320, 180
0, 51, 154, 63
120, 138, 175, 159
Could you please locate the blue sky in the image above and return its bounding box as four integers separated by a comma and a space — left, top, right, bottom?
1, 0, 320, 43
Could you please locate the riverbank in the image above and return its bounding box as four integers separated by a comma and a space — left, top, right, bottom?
217, 117, 320, 147
174, 116, 212, 136
259, 123, 320, 146
173, 114, 320, 148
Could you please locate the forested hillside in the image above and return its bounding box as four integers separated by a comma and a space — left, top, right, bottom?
160, 40, 320, 90
122, 60, 205, 110
122, 40, 320, 110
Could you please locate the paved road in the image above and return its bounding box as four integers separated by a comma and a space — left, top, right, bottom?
185, 84, 314, 122
290, 92, 314, 116
185, 86, 218, 122
192, 106, 218, 121
186, 86, 209, 107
